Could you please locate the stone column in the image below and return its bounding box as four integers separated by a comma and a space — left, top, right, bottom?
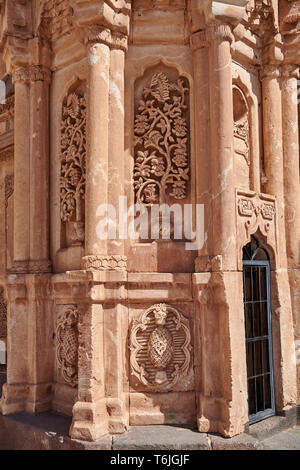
208, 24, 237, 271
281, 65, 300, 269
281, 64, 300, 402
260, 64, 298, 411
105, 40, 129, 434
71, 27, 128, 441
28, 66, 52, 273
11, 69, 30, 272
82, 27, 110, 270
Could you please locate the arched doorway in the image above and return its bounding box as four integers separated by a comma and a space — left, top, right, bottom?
243, 235, 275, 424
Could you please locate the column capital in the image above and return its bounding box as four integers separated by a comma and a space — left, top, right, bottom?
260, 64, 281, 81
87, 25, 128, 52
281, 64, 299, 80
190, 31, 209, 52
206, 23, 235, 46
12, 65, 51, 84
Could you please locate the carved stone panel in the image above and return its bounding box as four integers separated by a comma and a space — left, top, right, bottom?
134, 71, 190, 204
130, 303, 192, 391
236, 190, 277, 268
60, 90, 86, 247
56, 305, 79, 387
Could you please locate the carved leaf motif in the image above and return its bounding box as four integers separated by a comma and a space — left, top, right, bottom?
134, 72, 190, 204
60, 91, 86, 226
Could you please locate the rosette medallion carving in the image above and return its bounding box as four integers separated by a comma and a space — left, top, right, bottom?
130, 304, 192, 391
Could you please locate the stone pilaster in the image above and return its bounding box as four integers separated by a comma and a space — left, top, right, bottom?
207, 24, 237, 271
12, 65, 52, 274
260, 63, 298, 411
71, 26, 129, 441
281, 64, 300, 403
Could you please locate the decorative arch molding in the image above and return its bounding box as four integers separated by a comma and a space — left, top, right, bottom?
236, 189, 277, 270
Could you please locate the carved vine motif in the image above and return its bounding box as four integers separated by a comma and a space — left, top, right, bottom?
60, 92, 86, 244
130, 303, 192, 391
56, 305, 79, 387
0, 287, 7, 339
134, 72, 190, 204
234, 119, 250, 166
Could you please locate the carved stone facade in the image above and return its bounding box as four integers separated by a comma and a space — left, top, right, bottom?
0, 0, 299, 448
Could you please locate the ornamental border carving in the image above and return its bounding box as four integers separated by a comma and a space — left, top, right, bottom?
56, 305, 79, 388
130, 303, 192, 391
12, 66, 51, 84
236, 189, 277, 268
82, 255, 127, 271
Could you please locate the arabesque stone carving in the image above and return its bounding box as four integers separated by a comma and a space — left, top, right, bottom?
60, 91, 86, 244
236, 190, 277, 267
130, 303, 192, 391
134, 72, 190, 204
56, 305, 79, 387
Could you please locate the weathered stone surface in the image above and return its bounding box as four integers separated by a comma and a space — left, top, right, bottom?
0, 0, 299, 448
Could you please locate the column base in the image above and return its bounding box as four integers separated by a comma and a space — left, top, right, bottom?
70, 400, 109, 441
0, 383, 28, 415
107, 397, 129, 434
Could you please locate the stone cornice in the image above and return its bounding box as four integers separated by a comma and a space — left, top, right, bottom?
12, 65, 51, 84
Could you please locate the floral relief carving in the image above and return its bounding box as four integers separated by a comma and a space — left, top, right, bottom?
134, 72, 190, 204
130, 303, 192, 391
233, 86, 250, 167
60, 91, 86, 245
236, 190, 277, 268
0, 287, 7, 339
56, 305, 79, 387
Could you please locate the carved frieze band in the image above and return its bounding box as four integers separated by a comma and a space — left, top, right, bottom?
134, 72, 190, 204
130, 303, 192, 391
82, 255, 127, 271
0, 287, 7, 340
87, 25, 128, 51
60, 91, 86, 245
12, 66, 51, 84
56, 305, 79, 387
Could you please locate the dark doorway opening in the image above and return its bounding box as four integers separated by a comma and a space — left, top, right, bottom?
243, 236, 275, 424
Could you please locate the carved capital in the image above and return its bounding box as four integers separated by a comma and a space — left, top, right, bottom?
206, 24, 235, 45
281, 64, 299, 80
260, 64, 281, 81
190, 31, 209, 52
12, 65, 51, 84
87, 25, 128, 51
82, 255, 127, 271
